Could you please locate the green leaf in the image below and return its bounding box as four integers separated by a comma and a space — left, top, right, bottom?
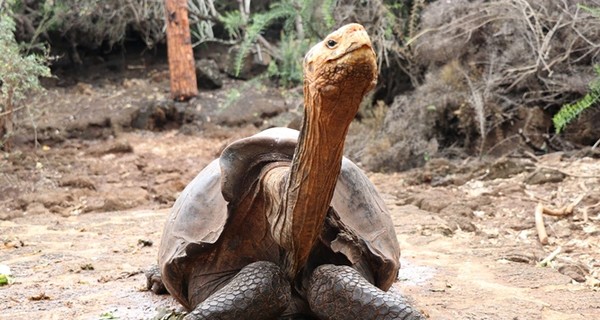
553, 65, 600, 134
0, 274, 9, 286
233, 4, 296, 76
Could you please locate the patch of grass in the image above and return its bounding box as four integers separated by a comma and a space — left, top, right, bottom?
99, 311, 119, 320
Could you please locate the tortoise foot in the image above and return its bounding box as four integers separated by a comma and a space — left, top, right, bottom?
307, 264, 424, 320
185, 261, 291, 320
145, 265, 167, 294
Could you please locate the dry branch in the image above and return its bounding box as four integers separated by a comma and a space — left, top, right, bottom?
536, 165, 600, 179
541, 194, 586, 216
538, 246, 562, 267
534, 193, 587, 244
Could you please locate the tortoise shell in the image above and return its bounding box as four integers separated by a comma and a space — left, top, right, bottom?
157, 127, 400, 309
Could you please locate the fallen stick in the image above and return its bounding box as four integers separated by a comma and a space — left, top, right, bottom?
536, 164, 600, 179
538, 246, 562, 267
542, 193, 586, 217
535, 202, 549, 245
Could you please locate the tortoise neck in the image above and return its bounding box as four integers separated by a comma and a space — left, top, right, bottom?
282, 83, 361, 277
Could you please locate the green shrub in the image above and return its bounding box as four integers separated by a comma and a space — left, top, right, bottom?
267, 33, 309, 87
0, 1, 52, 150
219, 0, 335, 85
553, 65, 600, 134
552, 4, 600, 134
11, 0, 165, 50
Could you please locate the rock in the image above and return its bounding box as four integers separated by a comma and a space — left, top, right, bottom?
558, 264, 588, 283
75, 82, 94, 95
562, 104, 600, 146
440, 203, 473, 218
407, 189, 454, 213
194, 40, 231, 71
447, 216, 477, 232
26, 202, 50, 216
122, 78, 145, 89
28, 292, 51, 301
524, 168, 566, 185
215, 85, 289, 127
484, 158, 532, 180
20, 191, 74, 210
131, 99, 191, 131
151, 177, 186, 205
89, 140, 133, 155
59, 176, 96, 190
260, 110, 302, 130
83, 187, 148, 213
2, 238, 25, 249
196, 59, 223, 89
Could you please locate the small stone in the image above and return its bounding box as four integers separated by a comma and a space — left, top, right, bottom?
59, 175, 96, 190
138, 239, 153, 247
196, 59, 223, 89
29, 292, 51, 301
524, 168, 566, 185
80, 263, 94, 271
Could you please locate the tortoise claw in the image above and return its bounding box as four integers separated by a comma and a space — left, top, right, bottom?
145, 265, 168, 294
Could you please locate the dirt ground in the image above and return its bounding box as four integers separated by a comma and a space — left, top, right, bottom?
1, 63, 599, 320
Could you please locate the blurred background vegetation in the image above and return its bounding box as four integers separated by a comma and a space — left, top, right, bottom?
1, 0, 599, 171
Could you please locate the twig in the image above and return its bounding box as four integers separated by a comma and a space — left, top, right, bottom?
592, 138, 600, 150
541, 193, 586, 217
523, 150, 540, 162
533, 193, 586, 244
256, 35, 281, 61
583, 201, 600, 223
535, 202, 549, 245
538, 246, 561, 267
536, 164, 600, 179
0, 105, 26, 118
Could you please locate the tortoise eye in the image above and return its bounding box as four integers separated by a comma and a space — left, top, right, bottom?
326, 39, 337, 48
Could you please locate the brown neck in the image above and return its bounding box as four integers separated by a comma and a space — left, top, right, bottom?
282, 82, 363, 277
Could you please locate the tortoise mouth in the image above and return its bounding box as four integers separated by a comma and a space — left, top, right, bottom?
345, 42, 372, 55
327, 43, 374, 64
337, 45, 377, 76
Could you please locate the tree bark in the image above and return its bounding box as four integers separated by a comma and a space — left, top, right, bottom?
164, 0, 198, 101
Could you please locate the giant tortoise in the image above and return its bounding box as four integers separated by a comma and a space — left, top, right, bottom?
147, 23, 423, 320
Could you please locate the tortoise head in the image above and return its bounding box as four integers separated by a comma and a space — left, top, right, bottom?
303, 23, 378, 112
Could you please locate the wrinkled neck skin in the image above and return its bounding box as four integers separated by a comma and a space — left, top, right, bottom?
274, 74, 371, 278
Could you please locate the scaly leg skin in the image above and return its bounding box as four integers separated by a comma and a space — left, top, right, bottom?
145, 264, 168, 294
184, 261, 291, 320
307, 264, 425, 320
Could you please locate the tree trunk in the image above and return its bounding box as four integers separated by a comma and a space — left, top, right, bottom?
164, 0, 198, 101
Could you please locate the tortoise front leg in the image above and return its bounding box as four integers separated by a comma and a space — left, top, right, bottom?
185, 261, 291, 320
307, 264, 424, 320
